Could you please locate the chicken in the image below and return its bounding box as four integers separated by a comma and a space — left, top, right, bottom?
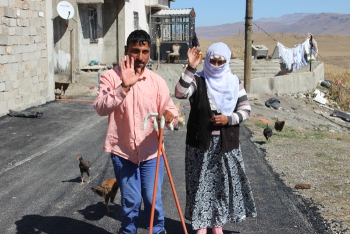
174, 102, 186, 130
178, 113, 186, 128
174, 102, 181, 109
91, 178, 119, 213
274, 118, 285, 132
76, 155, 91, 184
263, 124, 273, 141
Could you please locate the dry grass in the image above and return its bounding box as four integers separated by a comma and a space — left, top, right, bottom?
199, 33, 350, 69
245, 118, 350, 233
324, 69, 350, 112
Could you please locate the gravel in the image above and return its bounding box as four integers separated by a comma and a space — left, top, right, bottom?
245, 92, 350, 234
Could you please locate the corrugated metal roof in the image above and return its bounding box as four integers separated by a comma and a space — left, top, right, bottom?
153, 8, 193, 16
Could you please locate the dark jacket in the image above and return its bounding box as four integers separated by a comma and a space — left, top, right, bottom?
186, 75, 240, 152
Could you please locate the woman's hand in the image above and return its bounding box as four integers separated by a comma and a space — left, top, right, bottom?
120, 55, 138, 92
210, 114, 228, 126
187, 47, 202, 69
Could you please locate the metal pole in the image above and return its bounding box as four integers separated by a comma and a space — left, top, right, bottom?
70, 28, 75, 84
149, 0, 151, 34
309, 35, 313, 72
244, 0, 253, 93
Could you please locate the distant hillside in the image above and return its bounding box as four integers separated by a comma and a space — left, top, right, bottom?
197, 33, 350, 71
196, 13, 350, 40
258, 13, 316, 25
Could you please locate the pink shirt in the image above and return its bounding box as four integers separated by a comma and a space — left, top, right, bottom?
94, 67, 179, 164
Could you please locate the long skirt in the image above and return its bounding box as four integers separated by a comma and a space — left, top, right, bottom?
185, 136, 257, 230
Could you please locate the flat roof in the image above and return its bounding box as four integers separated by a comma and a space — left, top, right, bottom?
153, 8, 194, 16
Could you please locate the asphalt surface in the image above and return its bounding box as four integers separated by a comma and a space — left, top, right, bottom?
0, 97, 330, 234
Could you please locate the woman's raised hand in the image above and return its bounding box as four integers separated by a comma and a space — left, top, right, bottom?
187, 47, 202, 69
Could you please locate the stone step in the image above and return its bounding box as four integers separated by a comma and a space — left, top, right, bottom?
233, 71, 279, 79
229, 59, 280, 64
232, 66, 280, 71
230, 60, 280, 69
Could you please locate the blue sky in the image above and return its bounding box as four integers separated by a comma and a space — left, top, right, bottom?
171, 0, 350, 27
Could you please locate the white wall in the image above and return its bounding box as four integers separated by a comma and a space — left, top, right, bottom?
124, 0, 151, 42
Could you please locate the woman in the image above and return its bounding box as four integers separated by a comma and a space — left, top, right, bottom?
175, 42, 257, 234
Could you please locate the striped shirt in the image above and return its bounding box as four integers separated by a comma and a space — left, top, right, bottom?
175, 66, 251, 126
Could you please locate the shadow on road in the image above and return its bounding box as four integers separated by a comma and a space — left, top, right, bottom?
61, 177, 81, 184
15, 215, 110, 234
77, 202, 122, 221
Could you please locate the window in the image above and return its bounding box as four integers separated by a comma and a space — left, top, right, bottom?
89, 8, 97, 42
86, 5, 103, 42
133, 11, 139, 30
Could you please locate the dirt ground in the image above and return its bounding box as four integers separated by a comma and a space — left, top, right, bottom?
244, 91, 350, 234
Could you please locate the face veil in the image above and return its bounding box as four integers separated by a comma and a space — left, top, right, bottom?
197, 42, 239, 115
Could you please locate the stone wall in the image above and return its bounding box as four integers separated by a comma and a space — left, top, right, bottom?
0, 0, 53, 117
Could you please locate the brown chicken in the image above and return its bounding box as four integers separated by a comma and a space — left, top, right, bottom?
274, 118, 285, 132
76, 155, 91, 184
263, 124, 273, 141
91, 178, 119, 213
174, 102, 186, 130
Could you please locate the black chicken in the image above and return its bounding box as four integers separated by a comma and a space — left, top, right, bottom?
263, 124, 273, 141
91, 178, 119, 213
77, 155, 91, 184
274, 118, 285, 132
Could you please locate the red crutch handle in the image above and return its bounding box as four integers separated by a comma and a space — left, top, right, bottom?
143, 114, 187, 234
149, 127, 164, 234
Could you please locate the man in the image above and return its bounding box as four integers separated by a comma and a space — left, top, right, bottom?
94, 29, 178, 234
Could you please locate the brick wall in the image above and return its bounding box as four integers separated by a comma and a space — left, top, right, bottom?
0, 0, 51, 117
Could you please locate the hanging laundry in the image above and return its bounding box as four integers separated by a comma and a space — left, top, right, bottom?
277, 33, 318, 73
303, 33, 318, 62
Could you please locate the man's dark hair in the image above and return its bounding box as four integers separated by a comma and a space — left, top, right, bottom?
126, 30, 151, 47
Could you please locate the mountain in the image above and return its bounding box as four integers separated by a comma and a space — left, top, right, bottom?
257, 13, 316, 25
196, 13, 350, 40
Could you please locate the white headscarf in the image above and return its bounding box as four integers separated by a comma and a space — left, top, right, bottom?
197, 42, 239, 115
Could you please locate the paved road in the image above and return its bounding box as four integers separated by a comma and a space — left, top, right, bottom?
0, 98, 329, 234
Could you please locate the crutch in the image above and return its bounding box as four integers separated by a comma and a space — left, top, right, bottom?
143, 113, 188, 234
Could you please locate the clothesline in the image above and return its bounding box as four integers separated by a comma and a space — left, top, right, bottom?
277, 36, 318, 72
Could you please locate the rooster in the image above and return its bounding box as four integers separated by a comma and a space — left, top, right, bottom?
263, 124, 273, 141
274, 118, 285, 132
91, 178, 119, 213
76, 155, 91, 185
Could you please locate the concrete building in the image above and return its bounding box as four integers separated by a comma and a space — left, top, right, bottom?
0, 0, 54, 117
0, 0, 176, 117
52, 0, 176, 86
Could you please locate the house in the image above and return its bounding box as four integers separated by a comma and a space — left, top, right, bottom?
0, 0, 55, 117
52, 0, 179, 86
0, 0, 190, 117
149, 8, 196, 63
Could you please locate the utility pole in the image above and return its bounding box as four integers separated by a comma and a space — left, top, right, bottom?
244, 0, 253, 93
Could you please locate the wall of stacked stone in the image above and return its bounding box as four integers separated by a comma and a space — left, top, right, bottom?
0, 0, 53, 117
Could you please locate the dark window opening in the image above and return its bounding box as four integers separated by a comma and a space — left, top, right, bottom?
133, 11, 139, 30
89, 8, 98, 42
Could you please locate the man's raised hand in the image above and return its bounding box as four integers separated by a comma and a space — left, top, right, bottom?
120, 55, 138, 91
